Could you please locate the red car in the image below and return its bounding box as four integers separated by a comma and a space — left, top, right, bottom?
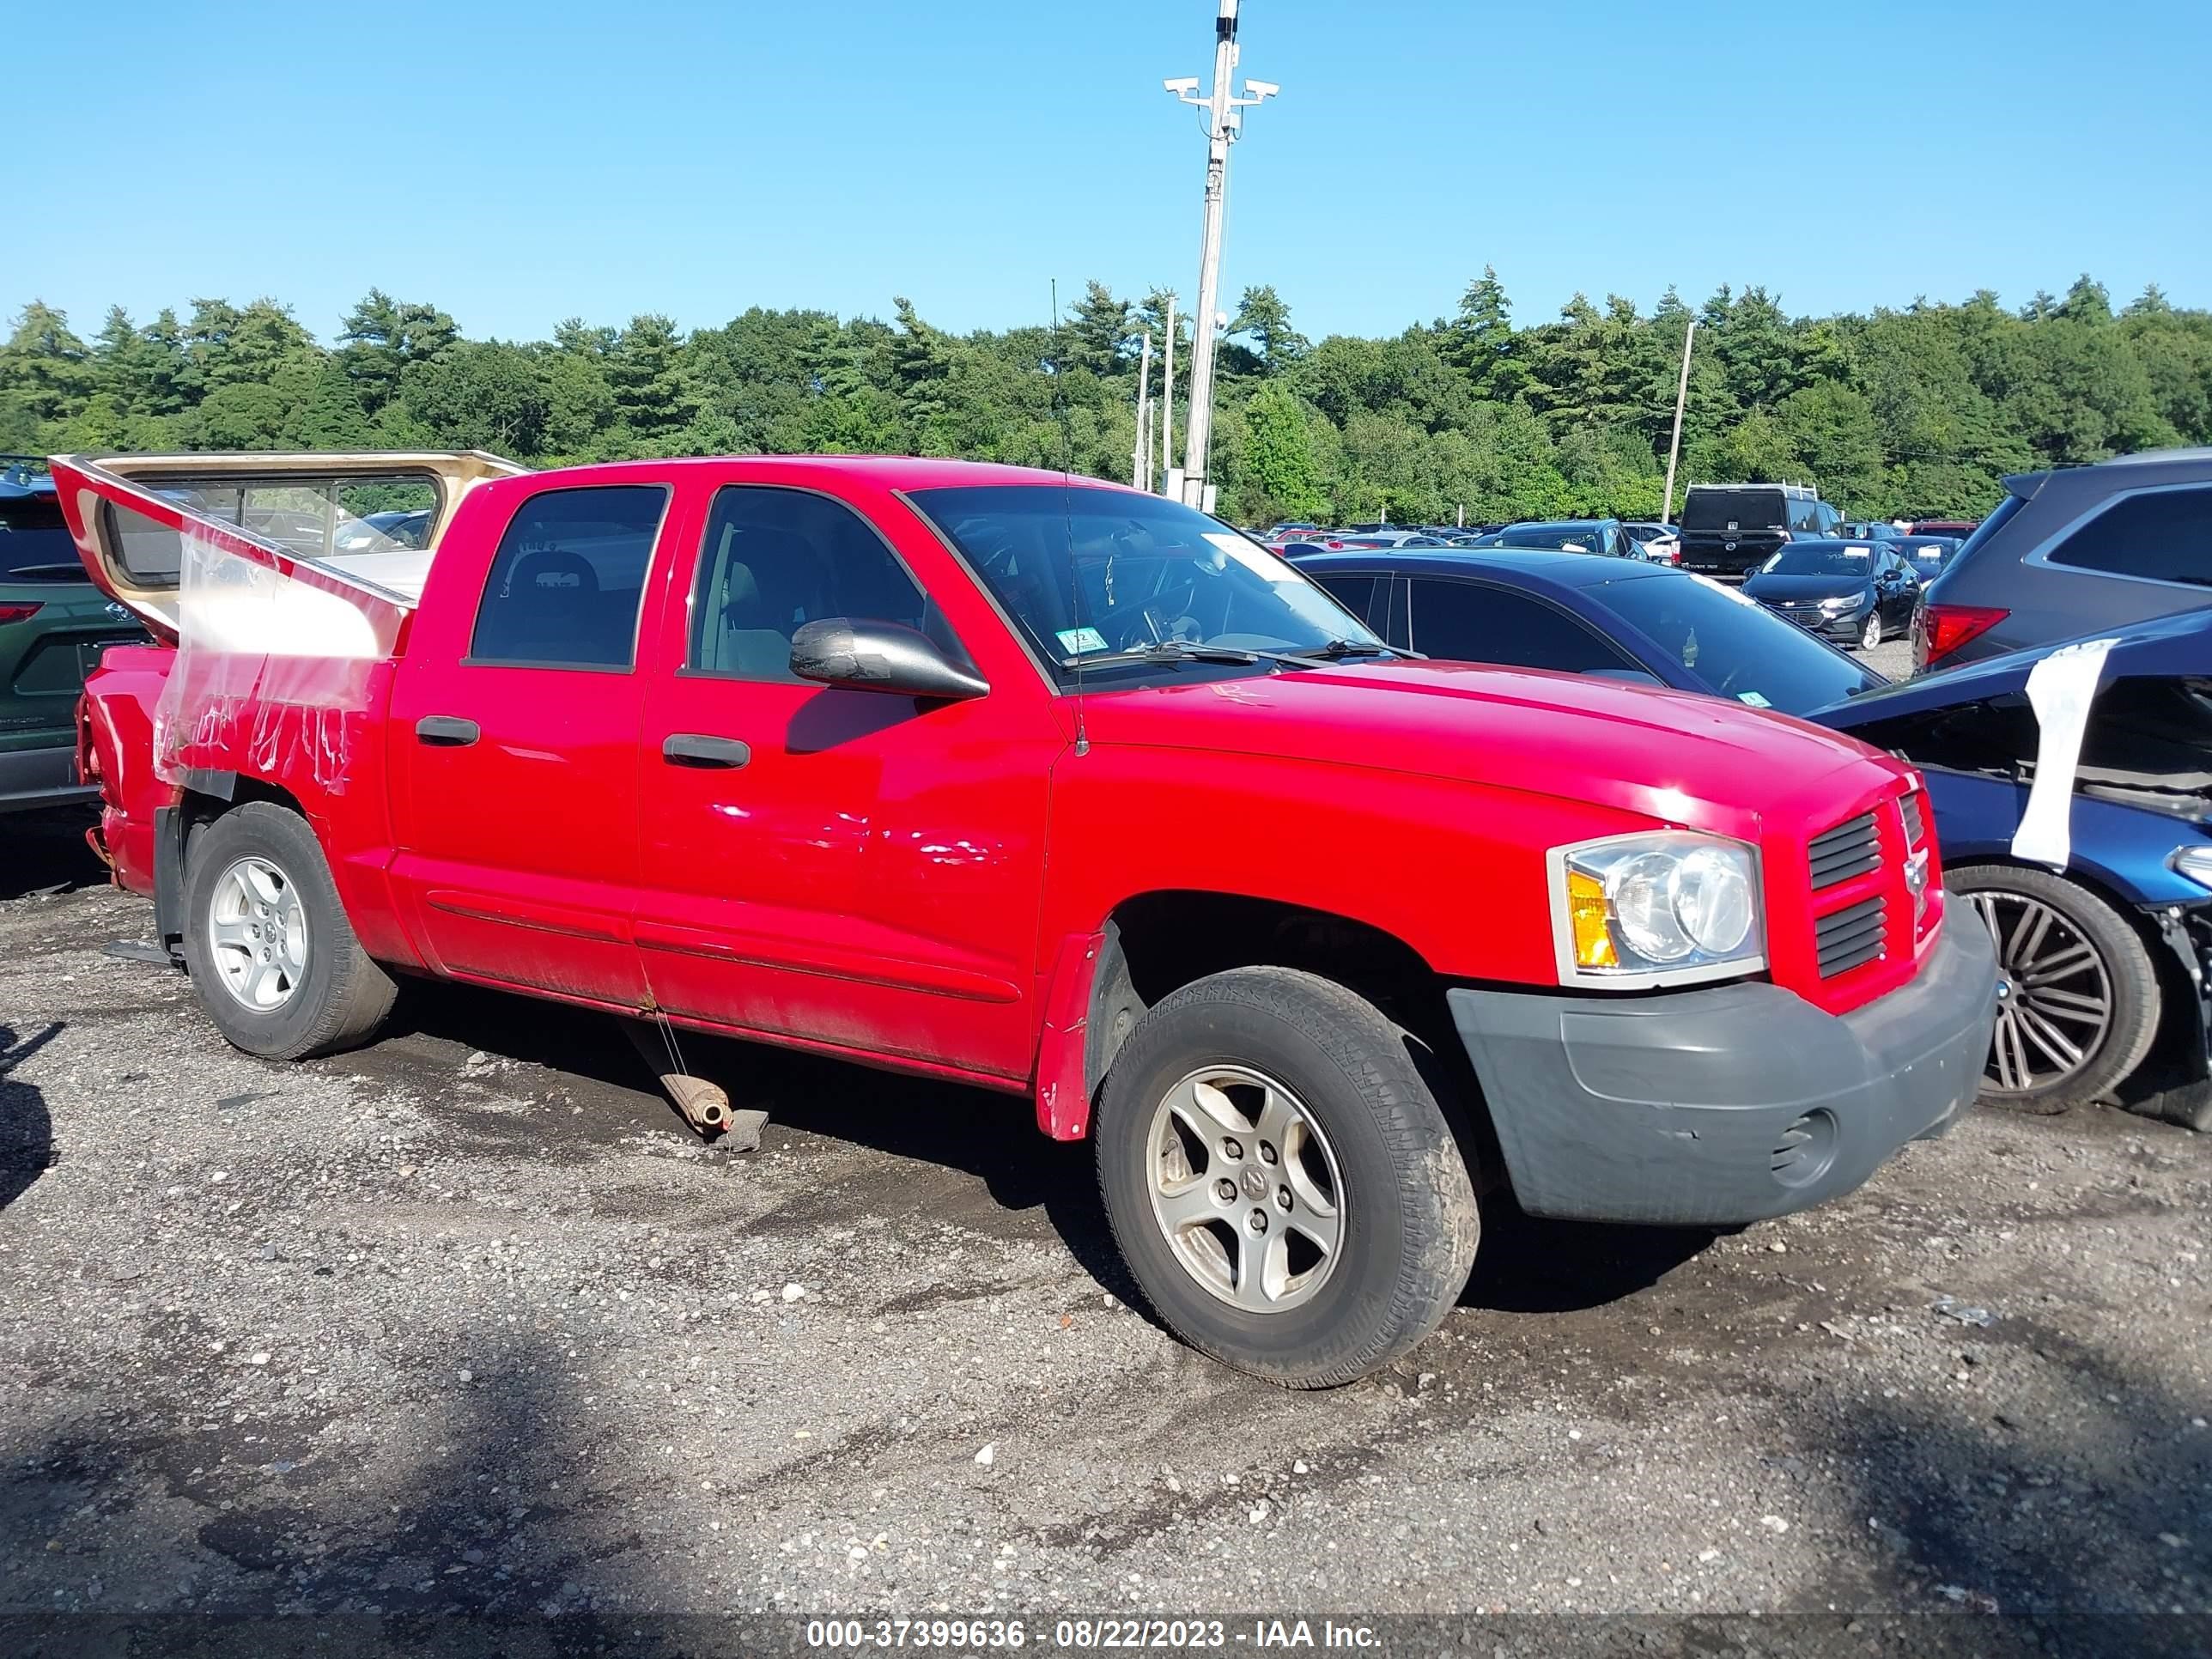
58, 450, 1999, 1387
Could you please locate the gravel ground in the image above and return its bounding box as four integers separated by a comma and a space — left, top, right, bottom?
1863, 637, 1915, 683
3, 806, 2208, 1653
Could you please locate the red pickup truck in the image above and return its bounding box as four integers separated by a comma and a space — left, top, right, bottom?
55, 449, 1999, 1387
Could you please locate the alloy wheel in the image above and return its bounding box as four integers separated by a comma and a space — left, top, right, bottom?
207, 855, 311, 1012
1146, 1064, 1345, 1313
1861, 612, 1882, 650
1971, 890, 2112, 1094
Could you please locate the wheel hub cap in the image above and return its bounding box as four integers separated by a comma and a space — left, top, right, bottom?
208, 855, 310, 1012
1146, 1064, 1345, 1313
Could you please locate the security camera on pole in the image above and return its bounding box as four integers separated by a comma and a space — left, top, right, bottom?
1165, 0, 1276, 514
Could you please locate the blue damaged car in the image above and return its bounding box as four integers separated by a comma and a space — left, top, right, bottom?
1294, 548, 2212, 1128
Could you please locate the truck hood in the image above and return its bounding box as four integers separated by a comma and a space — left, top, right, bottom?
1077, 658, 1897, 835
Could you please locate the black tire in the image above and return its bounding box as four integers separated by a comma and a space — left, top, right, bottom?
1093, 966, 1479, 1388
180, 801, 396, 1060
1949, 862, 2160, 1115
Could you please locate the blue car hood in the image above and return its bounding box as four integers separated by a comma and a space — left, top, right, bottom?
1808, 607, 2212, 730
1807, 607, 2212, 830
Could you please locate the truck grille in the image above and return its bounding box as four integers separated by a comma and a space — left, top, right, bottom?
1816, 896, 1887, 977
1808, 811, 1881, 889
1900, 791, 1925, 847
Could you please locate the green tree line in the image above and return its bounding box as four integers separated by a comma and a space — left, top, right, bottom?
3, 271, 2207, 526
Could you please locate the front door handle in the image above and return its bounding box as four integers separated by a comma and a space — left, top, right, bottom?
662, 733, 751, 769
415, 715, 480, 747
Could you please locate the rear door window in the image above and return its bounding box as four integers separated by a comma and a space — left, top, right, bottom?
469, 485, 669, 669
1407, 577, 1638, 673
2045, 487, 2212, 588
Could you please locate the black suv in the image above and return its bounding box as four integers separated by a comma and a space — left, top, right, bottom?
1915, 447, 2212, 670
1675, 483, 1844, 582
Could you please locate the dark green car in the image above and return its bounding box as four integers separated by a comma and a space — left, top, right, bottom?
1, 460, 148, 814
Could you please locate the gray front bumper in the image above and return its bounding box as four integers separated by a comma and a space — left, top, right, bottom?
1448, 919, 2000, 1225
0, 743, 94, 814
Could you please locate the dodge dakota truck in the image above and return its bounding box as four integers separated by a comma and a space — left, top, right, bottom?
54, 450, 2001, 1387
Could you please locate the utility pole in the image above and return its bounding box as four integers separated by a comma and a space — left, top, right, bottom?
1133, 330, 1154, 489
1160, 295, 1178, 498
1662, 317, 1698, 524
1165, 0, 1277, 509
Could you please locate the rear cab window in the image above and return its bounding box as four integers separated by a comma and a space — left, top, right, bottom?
468, 485, 669, 670
100, 471, 447, 591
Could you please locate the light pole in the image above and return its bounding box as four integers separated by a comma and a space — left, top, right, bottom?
1662, 317, 1697, 524
1165, 0, 1276, 510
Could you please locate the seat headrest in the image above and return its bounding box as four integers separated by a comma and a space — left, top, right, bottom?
507, 547, 599, 598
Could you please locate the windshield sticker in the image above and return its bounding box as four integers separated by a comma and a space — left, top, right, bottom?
1055, 625, 1109, 655
1737, 690, 1771, 708
2010, 637, 2119, 871
1843, 546, 1871, 557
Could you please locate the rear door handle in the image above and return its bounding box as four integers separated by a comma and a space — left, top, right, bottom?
662, 733, 751, 769
414, 715, 481, 747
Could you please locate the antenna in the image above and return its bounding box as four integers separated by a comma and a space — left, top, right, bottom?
1050, 278, 1089, 758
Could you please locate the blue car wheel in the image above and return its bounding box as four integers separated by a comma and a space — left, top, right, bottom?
1949, 863, 2162, 1114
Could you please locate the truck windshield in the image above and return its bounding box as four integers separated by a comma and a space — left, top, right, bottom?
908, 485, 1384, 685
1584, 569, 1884, 714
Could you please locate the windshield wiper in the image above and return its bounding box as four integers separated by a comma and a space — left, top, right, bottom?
1062, 641, 1271, 671
1303, 638, 1413, 661
4, 562, 89, 580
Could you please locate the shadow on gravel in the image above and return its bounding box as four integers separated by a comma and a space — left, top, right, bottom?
0, 1022, 60, 1210
365, 975, 1138, 1299
0, 807, 105, 902
1814, 1325, 2212, 1626
1459, 1195, 1718, 1313
0, 1329, 700, 1655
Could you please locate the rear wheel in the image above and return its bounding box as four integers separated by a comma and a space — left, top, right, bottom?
1094, 967, 1478, 1388
182, 802, 396, 1060
1950, 863, 2160, 1115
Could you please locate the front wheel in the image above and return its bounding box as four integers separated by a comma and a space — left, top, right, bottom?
1950, 863, 2160, 1114
1094, 967, 1479, 1388
1860, 611, 1884, 651
182, 802, 397, 1060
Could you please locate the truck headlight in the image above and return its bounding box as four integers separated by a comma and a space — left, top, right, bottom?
2175, 847, 2212, 893
1551, 831, 1766, 988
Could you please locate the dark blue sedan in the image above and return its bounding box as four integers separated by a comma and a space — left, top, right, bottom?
1295, 549, 2212, 1128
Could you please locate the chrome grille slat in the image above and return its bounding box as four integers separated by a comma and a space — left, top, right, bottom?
1808, 811, 1881, 888
1816, 896, 1887, 977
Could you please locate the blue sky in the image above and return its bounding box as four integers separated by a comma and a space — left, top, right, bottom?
12, 0, 2208, 345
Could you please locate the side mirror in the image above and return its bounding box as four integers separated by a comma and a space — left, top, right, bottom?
790, 617, 989, 701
